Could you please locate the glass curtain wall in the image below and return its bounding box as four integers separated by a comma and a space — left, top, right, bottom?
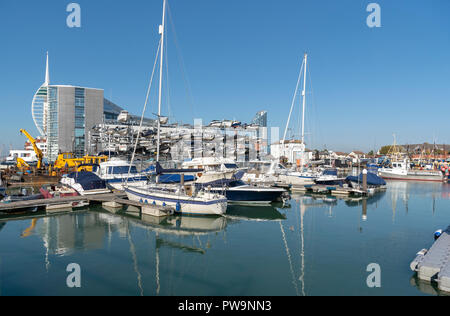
74, 88, 86, 157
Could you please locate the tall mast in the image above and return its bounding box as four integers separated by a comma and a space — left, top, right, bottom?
301, 53, 307, 147
156, 0, 166, 163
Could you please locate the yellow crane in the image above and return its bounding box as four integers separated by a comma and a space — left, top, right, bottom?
16, 157, 30, 169
19, 129, 44, 169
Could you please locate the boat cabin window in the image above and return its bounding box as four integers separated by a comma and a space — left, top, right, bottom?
224, 163, 238, 169
107, 166, 138, 174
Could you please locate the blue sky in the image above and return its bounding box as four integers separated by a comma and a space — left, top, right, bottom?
0, 0, 449, 153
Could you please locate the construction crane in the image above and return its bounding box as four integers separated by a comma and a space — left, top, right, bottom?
19, 129, 44, 169
16, 157, 30, 169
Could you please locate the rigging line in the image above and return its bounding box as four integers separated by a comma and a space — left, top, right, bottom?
279, 221, 300, 296
282, 58, 305, 145
126, 39, 161, 180
166, 1, 196, 120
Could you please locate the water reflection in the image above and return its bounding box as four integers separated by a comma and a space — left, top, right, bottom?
410, 275, 450, 297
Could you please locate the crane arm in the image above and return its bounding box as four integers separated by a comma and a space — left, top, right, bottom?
16, 157, 30, 168
20, 129, 43, 169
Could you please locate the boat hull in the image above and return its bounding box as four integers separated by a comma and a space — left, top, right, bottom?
379, 171, 443, 182
210, 186, 286, 204
125, 186, 227, 216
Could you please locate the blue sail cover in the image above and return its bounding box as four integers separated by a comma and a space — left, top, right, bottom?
67, 171, 107, 191
345, 172, 386, 186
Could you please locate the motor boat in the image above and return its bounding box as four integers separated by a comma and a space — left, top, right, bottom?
60, 171, 111, 196
209, 179, 288, 205
182, 157, 239, 186
40, 185, 89, 209
92, 158, 151, 191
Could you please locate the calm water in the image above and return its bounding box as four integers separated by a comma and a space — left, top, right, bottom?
1, 181, 450, 296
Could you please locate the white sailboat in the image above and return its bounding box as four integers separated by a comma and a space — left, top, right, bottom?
124, 0, 227, 216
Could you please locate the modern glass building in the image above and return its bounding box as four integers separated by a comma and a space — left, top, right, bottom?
252, 111, 268, 127
32, 54, 104, 161
31, 53, 155, 161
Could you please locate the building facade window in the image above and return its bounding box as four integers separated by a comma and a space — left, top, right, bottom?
74, 88, 86, 157
47, 87, 59, 162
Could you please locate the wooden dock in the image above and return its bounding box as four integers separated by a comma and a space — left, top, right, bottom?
291, 184, 367, 197
0, 192, 174, 217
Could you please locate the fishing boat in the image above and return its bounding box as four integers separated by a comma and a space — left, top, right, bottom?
124, 0, 228, 216
378, 159, 444, 182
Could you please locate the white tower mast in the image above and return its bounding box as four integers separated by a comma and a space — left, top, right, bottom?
44, 51, 50, 86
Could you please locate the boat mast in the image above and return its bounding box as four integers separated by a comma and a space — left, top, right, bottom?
301, 53, 307, 149
156, 0, 167, 163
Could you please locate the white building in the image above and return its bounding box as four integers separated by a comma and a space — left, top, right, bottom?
270, 140, 312, 165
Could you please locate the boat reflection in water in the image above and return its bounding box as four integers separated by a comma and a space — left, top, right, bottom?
123, 206, 229, 237
225, 204, 286, 221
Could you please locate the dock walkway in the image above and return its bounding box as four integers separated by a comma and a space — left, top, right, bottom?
410, 226, 450, 293
0, 192, 174, 217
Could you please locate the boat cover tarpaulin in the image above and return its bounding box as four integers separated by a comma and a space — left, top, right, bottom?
67, 172, 107, 191
345, 173, 386, 186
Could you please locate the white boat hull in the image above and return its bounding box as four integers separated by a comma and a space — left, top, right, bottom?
125, 185, 227, 216
379, 170, 443, 182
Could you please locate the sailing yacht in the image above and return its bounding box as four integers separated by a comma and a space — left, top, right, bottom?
124, 0, 227, 216
276, 53, 319, 186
